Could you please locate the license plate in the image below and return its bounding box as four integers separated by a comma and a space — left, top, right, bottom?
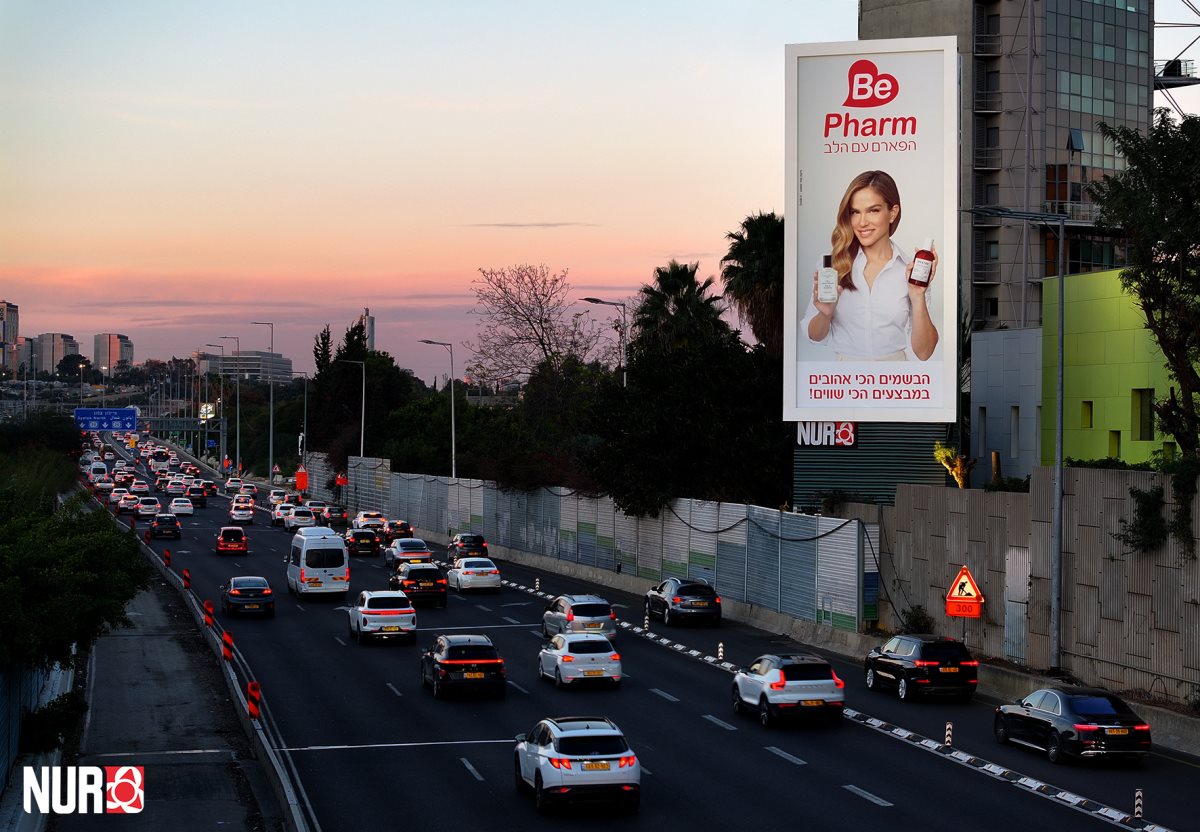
244, 604, 260, 609
585, 622, 602, 629
1106, 728, 1129, 735
583, 670, 604, 677
582, 761, 610, 771
419, 582, 433, 587
464, 672, 485, 679
307, 579, 322, 586
382, 626, 400, 632
691, 601, 709, 607
940, 667, 959, 673
801, 699, 824, 706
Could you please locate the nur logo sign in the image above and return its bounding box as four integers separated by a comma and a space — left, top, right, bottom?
23, 765, 144, 814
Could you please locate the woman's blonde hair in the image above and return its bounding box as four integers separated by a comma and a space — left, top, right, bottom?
830, 170, 901, 291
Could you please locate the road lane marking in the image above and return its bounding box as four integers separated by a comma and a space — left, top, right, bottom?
501, 602, 530, 608
386, 683, 403, 697
843, 785, 892, 807
507, 680, 529, 694
295, 604, 305, 612
765, 746, 806, 766
88, 748, 235, 760
476, 605, 493, 612
333, 636, 346, 646
415, 623, 537, 631
702, 715, 737, 731
281, 739, 516, 752
502, 616, 520, 624
650, 688, 679, 702
460, 758, 485, 781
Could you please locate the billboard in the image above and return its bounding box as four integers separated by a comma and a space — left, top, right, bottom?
783, 37, 958, 423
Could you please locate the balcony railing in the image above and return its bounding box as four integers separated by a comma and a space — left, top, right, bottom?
974, 89, 1002, 113
974, 33, 1002, 57
1155, 58, 1195, 78
972, 262, 1001, 285
1041, 201, 1103, 222
974, 147, 1002, 170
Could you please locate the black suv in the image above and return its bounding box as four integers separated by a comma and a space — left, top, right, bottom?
186, 485, 207, 508
383, 520, 414, 543
325, 505, 349, 528
420, 634, 506, 699
150, 514, 182, 539
389, 562, 447, 607
447, 533, 487, 560
644, 577, 721, 627
345, 528, 382, 556
863, 634, 978, 702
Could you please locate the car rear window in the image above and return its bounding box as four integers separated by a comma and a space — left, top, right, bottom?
571, 603, 611, 618
293, 509, 313, 517
366, 596, 409, 609
156, 516, 179, 525
220, 529, 244, 542
399, 540, 428, 550
351, 531, 376, 540
445, 645, 499, 661
463, 559, 494, 569
781, 663, 832, 681
1069, 695, 1134, 717
565, 640, 611, 655
555, 735, 628, 756
405, 567, 440, 579
305, 548, 345, 568
920, 642, 972, 662
459, 535, 484, 545
234, 578, 269, 588
678, 583, 716, 597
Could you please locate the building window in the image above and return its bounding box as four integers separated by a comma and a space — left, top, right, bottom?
977, 406, 987, 458
1010, 406, 1020, 458
1109, 430, 1121, 458
1081, 400, 1093, 429
1131, 388, 1154, 441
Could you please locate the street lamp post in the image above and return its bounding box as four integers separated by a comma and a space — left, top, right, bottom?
220, 335, 241, 475
418, 340, 456, 479
338, 360, 366, 459
252, 321, 275, 483
206, 343, 227, 467
581, 297, 628, 387
292, 371, 308, 463
78, 362, 86, 406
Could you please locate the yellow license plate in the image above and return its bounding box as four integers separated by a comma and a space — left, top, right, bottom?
585, 623, 602, 629
244, 604, 260, 609
582, 761, 610, 771
583, 670, 604, 677
1106, 728, 1129, 735
939, 666, 959, 673
307, 580, 322, 586
419, 582, 433, 587
801, 700, 824, 706
691, 601, 709, 607
464, 672, 485, 679
382, 626, 400, 632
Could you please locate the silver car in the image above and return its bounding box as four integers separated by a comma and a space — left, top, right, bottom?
538, 633, 622, 688
541, 594, 616, 640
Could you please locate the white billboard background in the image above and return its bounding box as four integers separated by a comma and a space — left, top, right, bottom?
783, 37, 958, 423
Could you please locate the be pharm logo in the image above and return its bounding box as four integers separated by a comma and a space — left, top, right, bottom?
23, 765, 144, 814
842, 59, 899, 107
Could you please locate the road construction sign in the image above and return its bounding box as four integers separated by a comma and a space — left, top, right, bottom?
945, 565, 983, 618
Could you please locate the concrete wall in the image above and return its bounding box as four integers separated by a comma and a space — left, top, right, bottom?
969, 326, 1043, 487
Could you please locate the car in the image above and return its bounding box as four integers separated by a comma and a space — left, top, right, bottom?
165, 480, 186, 497
644, 578, 722, 627
732, 653, 845, 727
285, 528, 350, 597
542, 595, 617, 640
136, 497, 161, 518
345, 528, 382, 556
169, 497, 194, 516
284, 507, 317, 532
863, 634, 979, 702
155, 475, 171, 492
323, 505, 349, 527
223, 477, 244, 494
304, 501, 328, 524
239, 484, 259, 499
267, 489, 287, 506
513, 716, 640, 812
994, 686, 1152, 764
229, 504, 255, 525
220, 576, 275, 617
420, 634, 506, 698
93, 476, 115, 494
383, 537, 433, 568
447, 533, 487, 559
128, 480, 150, 496
179, 475, 196, 488
352, 510, 386, 530
447, 558, 502, 593
270, 504, 294, 527
150, 513, 182, 539
537, 633, 622, 688
215, 526, 248, 555
382, 520, 413, 543
117, 493, 140, 514
200, 480, 218, 497
103, 451, 115, 461
347, 590, 417, 644
113, 471, 135, 489
389, 563, 447, 607
186, 485, 207, 508
279, 492, 302, 507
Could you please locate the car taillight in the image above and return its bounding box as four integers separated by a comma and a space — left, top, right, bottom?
566, 610, 574, 622
769, 674, 787, 690
715, 596, 721, 604
1073, 724, 1101, 732
436, 579, 447, 585
402, 580, 416, 586
548, 758, 572, 770
343, 568, 351, 581
489, 569, 500, 575
672, 596, 682, 604
610, 653, 621, 661
463, 570, 475, 576
561, 655, 574, 662
481, 542, 488, 548
1134, 724, 1151, 731
262, 588, 273, 596
912, 660, 939, 667
832, 670, 845, 689
299, 569, 306, 582
228, 589, 241, 595
618, 755, 636, 768
610, 610, 616, 620
960, 660, 979, 667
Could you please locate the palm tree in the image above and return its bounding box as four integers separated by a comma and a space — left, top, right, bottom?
632, 260, 729, 356
720, 212, 784, 357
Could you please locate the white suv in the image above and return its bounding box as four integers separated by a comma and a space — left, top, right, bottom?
732, 653, 845, 727
283, 506, 317, 532
514, 716, 640, 813
541, 594, 616, 640
347, 590, 416, 644
352, 510, 386, 530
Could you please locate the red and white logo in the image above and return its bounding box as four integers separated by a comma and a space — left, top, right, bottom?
842, 59, 899, 107
105, 766, 144, 813
23, 765, 144, 814
796, 421, 856, 447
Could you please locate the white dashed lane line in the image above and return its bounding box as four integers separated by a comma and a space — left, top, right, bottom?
333, 637, 346, 647
460, 758, 485, 781
476, 605, 493, 612
502, 617, 520, 624
507, 680, 529, 694
842, 785, 892, 807
702, 715, 737, 731
764, 746, 806, 766
650, 688, 679, 702
386, 683, 403, 697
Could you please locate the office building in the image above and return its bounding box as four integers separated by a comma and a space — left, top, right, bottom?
0, 301, 17, 372
359, 308, 375, 351
198, 350, 292, 384
36, 333, 81, 374
14, 337, 35, 374
94, 333, 135, 375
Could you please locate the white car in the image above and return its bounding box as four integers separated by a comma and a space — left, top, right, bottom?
283, 507, 316, 532
229, 504, 255, 524
732, 653, 845, 727
447, 558, 502, 592
537, 633, 622, 688
267, 489, 287, 506
136, 497, 161, 518
165, 480, 186, 496
169, 498, 194, 516
352, 510, 387, 530
347, 590, 417, 644
93, 476, 115, 494
224, 477, 244, 494
271, 504, 295, 526
514, 716, 640, 813
108, 487, 129, 505
129, 480, 150, 495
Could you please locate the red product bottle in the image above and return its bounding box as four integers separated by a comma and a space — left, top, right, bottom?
908, 238, 935, 287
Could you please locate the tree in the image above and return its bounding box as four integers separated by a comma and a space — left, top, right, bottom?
313, 324, 333, 376
720, 212, 785, 357
934, 441, 975, 489
1091, 110, 1200, 456
466, 264, 601, 381
631, 260, 729, 357
56, 355, 90, 380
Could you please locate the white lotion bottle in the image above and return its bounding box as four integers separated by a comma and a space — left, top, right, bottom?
817, 254, 838, 304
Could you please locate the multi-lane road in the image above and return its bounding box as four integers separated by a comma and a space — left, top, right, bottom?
102, 444, 1196, 831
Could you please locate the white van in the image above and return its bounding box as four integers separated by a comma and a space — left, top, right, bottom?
88, 463, 108, 483
285, 528, 350, 598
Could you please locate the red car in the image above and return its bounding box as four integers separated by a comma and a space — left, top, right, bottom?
215, 526, 249, 555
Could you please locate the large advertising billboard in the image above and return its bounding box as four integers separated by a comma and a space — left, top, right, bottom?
783, 37, 958, 423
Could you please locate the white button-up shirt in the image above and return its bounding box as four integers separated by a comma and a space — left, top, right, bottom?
802, 244, 928, 360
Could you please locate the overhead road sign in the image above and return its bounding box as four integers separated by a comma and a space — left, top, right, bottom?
74, 407, 137, 431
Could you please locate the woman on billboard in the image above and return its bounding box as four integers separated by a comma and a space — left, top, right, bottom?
803, 170, 938, 361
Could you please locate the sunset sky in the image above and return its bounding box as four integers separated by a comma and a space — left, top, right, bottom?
3, 1, 1199, 384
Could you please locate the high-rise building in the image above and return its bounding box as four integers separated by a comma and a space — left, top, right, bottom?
0, 300, 17, 371
14, 337, 35, 374
359, 308, 375, 351
36, 333, 81, 374
94, 333, 134, 376
858, 0, 1185, 485
197, 350, 292, 384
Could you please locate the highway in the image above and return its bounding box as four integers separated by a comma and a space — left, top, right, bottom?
99, 445, 1195, 831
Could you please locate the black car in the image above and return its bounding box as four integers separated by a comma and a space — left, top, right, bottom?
994, 686, 1151, 764
325, 505, 349, 527
447, 533, 487, 560
383, 520, 414, 543
644, 578, 722, 627
150, 514, 182, 539
864, 634, 978, 702
186, 485, 207, 508
420, 634, 506, 699
220, 576, 276, 617
389, 563, 447, 607
345, 528, 382, 556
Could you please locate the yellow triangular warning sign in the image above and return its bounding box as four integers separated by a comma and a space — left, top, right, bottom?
946, 565, 983, 602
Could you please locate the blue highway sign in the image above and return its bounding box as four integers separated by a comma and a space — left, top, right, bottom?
74, 407, 138, 431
